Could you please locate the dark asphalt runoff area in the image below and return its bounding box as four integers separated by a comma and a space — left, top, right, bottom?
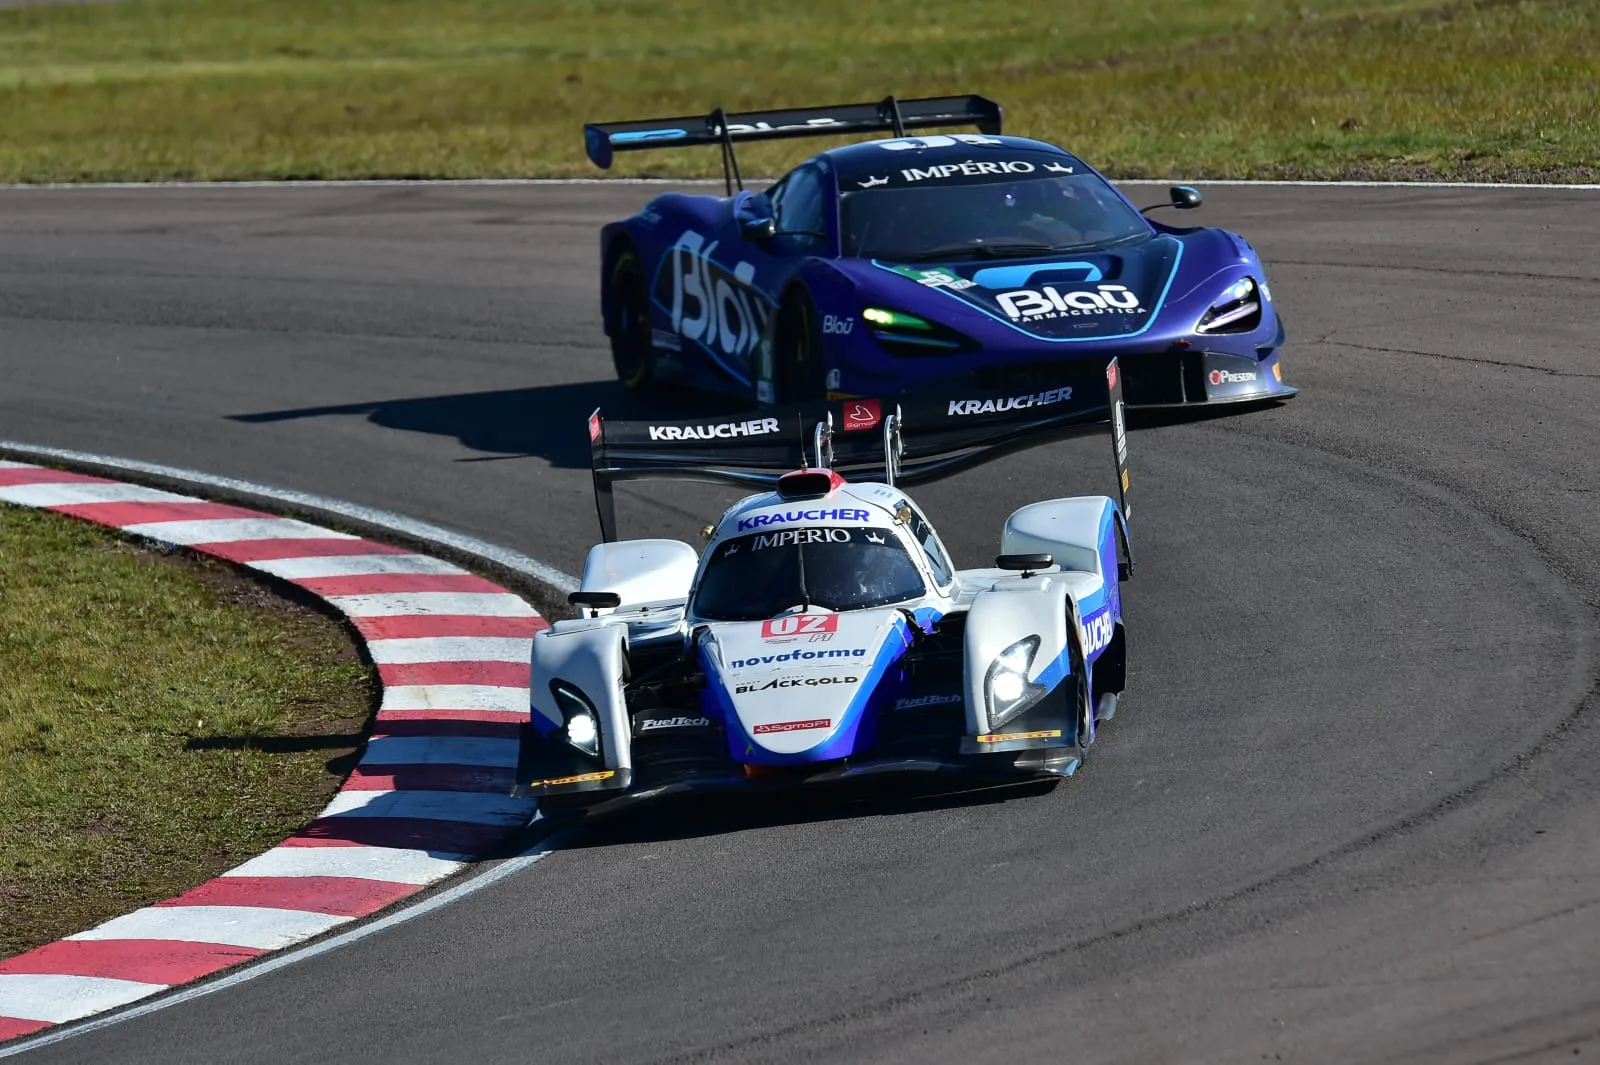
2, 181, 1598, 1064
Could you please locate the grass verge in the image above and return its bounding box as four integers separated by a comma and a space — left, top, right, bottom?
0, 0, 1594, 183
0, 504, 373, 960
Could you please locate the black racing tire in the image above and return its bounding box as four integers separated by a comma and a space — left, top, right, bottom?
608, 246, 654, 391
774, 287, 828, 404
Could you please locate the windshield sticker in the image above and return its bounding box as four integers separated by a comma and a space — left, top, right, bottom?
752, 528, 853, 549
997, 284, 1146, 322
761, 614, 840, 639
736, 507, 870, 531
736, 675, 858, 694
856, 175, 889, 189
900, 160, 1036, 182
649, 416, 780, 442
729, 648, 868, 669
752, 717, 832, 735
947, 388, 1072, 416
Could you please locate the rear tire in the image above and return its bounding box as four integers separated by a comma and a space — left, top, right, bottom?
775, 288, 827, 403
608, 248, 654, 390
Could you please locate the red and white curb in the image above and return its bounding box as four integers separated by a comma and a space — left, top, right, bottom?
0, 460, 544, 1041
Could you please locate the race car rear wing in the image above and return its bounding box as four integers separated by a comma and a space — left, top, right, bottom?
587, 359, 1131, 546
584, 94, 1004, 194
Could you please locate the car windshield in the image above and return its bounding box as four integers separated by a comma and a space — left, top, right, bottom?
693, 526, 926, 621
840, 173, 1150, 261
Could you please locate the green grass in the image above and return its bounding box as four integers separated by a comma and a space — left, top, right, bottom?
0, 0, 1594, 183
0, 504, 373, 959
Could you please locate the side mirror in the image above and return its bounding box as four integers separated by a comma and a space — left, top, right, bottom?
1140, 185, 1203, 214
568, 590, 622, 612
740, 216, 776, 242
996, 553, 1054, 577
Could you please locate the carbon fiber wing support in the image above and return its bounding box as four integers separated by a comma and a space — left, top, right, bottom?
584, 94, 1004, 194
586, 360, 1130, 544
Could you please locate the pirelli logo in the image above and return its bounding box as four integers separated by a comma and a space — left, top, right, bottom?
537, 770, 615, 787
974, 729, 1062, 744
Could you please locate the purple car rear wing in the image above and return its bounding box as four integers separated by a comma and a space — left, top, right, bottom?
584, 93, 1003, 194
585, 360, 1131, 549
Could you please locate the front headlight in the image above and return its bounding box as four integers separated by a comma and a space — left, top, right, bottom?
1195, 277, 1261, 334
551, 680, 601, 758
862, 306, 975, 356
985, 635, 1048, 730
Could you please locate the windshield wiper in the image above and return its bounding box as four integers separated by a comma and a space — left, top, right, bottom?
902, 241, 1066, 263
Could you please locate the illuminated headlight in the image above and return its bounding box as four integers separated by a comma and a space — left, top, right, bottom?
1196, 277, 1262, 334
985, 635, 1048, 730
862, 306, 972, 355
551, 681, 601, 758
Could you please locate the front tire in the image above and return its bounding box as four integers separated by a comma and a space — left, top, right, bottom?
608, 248, 654, 390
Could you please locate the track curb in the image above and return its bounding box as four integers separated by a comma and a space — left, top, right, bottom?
0, 459, 546, 1042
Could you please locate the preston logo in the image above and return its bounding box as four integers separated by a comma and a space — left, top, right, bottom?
1209, 369, 1258, 386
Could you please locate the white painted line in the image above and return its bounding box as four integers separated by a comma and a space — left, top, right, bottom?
0, 975, 169, 1025
0, 441, 582, 593
0, 835, 559, 1057
361, 735, 519, 768
0, 482, 192, 507
319, 789, 533, 824
365, 635, 532, 665
68, 906, 352, 951
324, 590, 538, 617
222, 845, 468, 884
379, 683, 528, 713
244, 553, 468, 580
120, 516, 355, 546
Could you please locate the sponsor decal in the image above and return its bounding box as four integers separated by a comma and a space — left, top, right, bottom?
997, 284, 1145, 321
1209, 369, 1258, 386
639, 716, 712, 732
874, 134, 1004, 151
823, 314, 855, 335
729, 648, 868, 668
1043, 161, 1074, 174
664, 230, 768, 365
588, 412, 601, 442
1082, 609, 1115, 656
974, 729, 1062, 744
649, 416, 781, 442
537, 769, 616, 787
753, 527, 852, 550
753, 717, 832, 735
900, 160, 1036, 182
857, 175, 889, 189
948, 388, 1072, 417
894, 693, 963, 710
843, 399, 882, 433
1272, 361, 1283, 382
1106, 362, 1118, 390
891, 266, 976, 290
761, 614, 840, 639
722, 117, 842, 136
737, 507, 870, 531
736, 675, 858, 694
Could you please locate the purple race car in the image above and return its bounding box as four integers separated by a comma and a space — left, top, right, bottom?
587, 94, 1297, 410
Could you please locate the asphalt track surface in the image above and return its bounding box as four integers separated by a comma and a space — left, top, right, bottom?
2, 182, 1598, 1064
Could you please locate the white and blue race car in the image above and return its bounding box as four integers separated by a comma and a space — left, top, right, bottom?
515, 363, 1134, 819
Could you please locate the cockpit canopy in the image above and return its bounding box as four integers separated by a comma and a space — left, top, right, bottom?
692, 524, 926, 621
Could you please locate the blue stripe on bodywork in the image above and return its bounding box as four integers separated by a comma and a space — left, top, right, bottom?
869, 239, 1184, 345
969, 260, 1103, 288
613, 129, 689, 143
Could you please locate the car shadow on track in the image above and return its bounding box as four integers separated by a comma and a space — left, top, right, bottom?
553, 777, 1061, 847
229, 382, 746, 470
